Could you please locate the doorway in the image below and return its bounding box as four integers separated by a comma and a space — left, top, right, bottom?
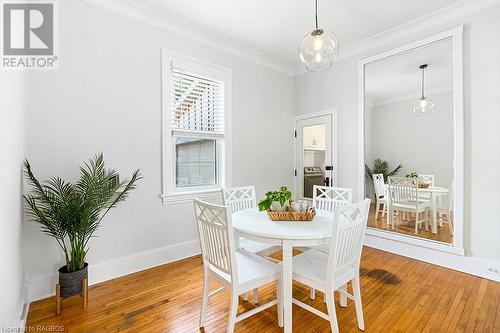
294, 110, 337, 201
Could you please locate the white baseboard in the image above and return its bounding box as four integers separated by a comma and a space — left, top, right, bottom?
364, 234, 500, 282
26, 236, 500, 304
14, 281, 29, 331
27, 239, 201, 302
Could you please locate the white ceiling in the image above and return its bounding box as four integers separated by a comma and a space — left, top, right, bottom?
133, 0, 460, 68
365, 38, 453, 105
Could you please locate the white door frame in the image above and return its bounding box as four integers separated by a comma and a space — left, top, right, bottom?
358, 26, 464, 255
293, 109, 338, 200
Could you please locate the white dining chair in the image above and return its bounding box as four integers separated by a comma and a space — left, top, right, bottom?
388, 177, 431, 234
223, 185, 278, 303
292, 199, 371, 333
310, 186, 353, 301
223, 185, 275, 254
419, 174, 435, 186
372, 174, 387, 220
437, 181, 454, 235
194, 199, 283, 333
417, 174, 435, 204
312, 185, 352, 212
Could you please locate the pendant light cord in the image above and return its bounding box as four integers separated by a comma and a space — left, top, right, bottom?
315, 0, 319, 30
421, 67, 425, 99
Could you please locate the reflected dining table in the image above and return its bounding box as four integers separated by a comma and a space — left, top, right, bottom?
384, 184, 449, 234
232, 208, 335, 333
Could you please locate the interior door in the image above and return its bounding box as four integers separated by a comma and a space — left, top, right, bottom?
295, 114, 334, 201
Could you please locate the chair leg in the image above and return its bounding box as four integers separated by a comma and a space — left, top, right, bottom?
199, 272, 210, 328
310, 288, 316, 300
227, 293, 239, 333
352, 277, 365, 331
381, 202, 386, 218
375, 202, 380, 220
323, 292, 327, 304
241, 292, 248, 301
339, 284, 347, 307
325, 292, 340, 333
252, 288, 259, 304
277, 280, 283, 327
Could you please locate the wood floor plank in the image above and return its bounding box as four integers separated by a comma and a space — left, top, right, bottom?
26, 247, 500, 332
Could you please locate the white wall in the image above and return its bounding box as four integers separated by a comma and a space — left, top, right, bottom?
369, 91, 454, 188
0, 73, 25, 325
295, 6, 500, 267
23, 0, 294, 300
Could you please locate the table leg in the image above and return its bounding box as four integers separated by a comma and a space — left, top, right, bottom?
282, 240, 293, 333
431, 194, 437, 234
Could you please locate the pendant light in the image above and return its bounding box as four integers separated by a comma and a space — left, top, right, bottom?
298, 0, 339, 71
412, 64, 435, 116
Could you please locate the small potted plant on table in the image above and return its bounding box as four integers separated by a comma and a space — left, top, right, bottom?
258, 186, 293, 212
23, 153, 141, 313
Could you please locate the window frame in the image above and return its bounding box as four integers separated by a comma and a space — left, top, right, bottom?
161, 50, 232, 205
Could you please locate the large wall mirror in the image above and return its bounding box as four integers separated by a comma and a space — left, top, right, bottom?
359, 27, 464, 254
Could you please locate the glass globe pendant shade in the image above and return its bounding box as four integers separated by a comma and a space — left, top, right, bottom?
298, 29, 339, 71
412, 97, 435, 116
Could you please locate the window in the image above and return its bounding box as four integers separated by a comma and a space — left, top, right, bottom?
161, 50, 231, 204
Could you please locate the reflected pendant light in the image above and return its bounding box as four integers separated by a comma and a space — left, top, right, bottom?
298, 0, 339, 71
412, 64, 435, 116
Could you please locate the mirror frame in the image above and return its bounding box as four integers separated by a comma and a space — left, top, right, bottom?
358, 26, 464, 255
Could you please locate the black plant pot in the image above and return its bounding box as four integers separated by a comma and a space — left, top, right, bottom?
58, 263, 88, 297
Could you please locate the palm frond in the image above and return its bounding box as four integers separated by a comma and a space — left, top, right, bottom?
24, 154, 141, 272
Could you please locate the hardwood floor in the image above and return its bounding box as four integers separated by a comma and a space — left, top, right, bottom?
27, 247, 499, 333
367, 203, 453, 244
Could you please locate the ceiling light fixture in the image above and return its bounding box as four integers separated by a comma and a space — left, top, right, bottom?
298, 0, 339, 71
412, 64, 435, 116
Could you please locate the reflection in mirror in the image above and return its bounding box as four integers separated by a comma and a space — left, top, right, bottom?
303, 124, 326, 199
364, 38, 454, 245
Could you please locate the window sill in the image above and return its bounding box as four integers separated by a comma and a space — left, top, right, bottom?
161, 188, 222, 205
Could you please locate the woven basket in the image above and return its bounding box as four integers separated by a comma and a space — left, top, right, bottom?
267, 207, 316, 222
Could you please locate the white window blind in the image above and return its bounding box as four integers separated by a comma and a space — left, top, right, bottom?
170, 66, 224, 139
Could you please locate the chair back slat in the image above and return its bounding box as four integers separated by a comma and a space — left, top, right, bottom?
388, 177, 421, 209
327, 199, 371, 279
373, 174, 385, 198
313, 186, 353, 212
223, 185, 256, 213
194, 199, 236, 277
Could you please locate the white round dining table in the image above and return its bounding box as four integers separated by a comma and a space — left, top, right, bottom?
232, 208, 335, 333
383, 184, 449, 234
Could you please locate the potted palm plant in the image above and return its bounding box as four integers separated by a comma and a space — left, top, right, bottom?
23, 153, 141, 298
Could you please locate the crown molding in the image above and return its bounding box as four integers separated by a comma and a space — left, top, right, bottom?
83, 0, 296, 76
294, 0, 500, 76
370, 87, 453, 107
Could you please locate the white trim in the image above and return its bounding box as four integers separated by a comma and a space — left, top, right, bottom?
294, 0, 500, 75
358, 27, 465, 254
26, 239, 201, 303
161, 188, 222, 205
83, 0, 295, 76
364, 235, 500, 283
82, 0, 500, 77
293, 109, 338, 200
13, 281, 28, 331
366, 227, 464, 255
161, 49, 232, 205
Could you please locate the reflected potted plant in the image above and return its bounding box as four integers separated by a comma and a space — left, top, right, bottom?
258, 186, 293, 212
23, 153, 141, 299
406, 172, 429, 188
